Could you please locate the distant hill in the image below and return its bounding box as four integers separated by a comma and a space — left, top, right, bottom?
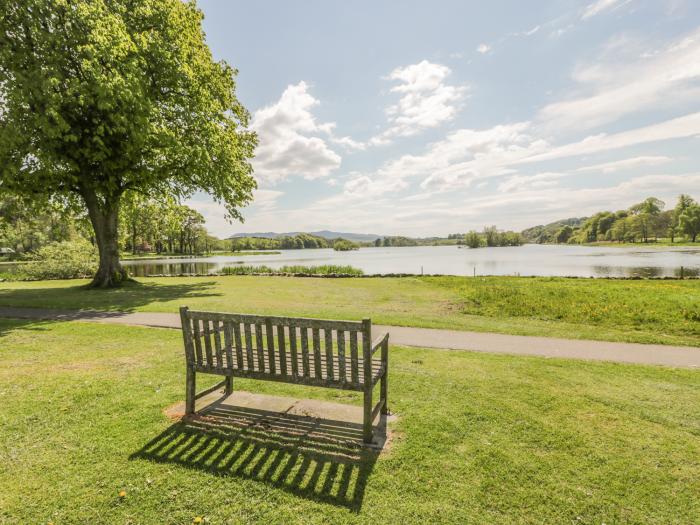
228, 230, 382, 242
521, 217, 588, 244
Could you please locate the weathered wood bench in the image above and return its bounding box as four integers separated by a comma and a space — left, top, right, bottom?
179, 307, 389, 443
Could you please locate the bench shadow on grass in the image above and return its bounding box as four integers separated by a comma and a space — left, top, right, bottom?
130, 402, 384, 512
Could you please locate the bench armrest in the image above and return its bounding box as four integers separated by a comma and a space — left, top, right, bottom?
371, 332, 389, 357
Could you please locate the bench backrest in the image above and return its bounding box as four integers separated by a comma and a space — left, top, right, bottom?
179, 307, 372, 386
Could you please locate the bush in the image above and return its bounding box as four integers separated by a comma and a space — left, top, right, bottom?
24, 240, 98, 280
220, 264, 363, 276
333, 239, 359, 251
278, 264, 363, 275
220, 264, 275, 275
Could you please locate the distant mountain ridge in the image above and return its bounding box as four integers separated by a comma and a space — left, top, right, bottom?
228, 230, 382, 242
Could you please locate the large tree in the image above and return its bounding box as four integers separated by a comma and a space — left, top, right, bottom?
0, 0, 257, 286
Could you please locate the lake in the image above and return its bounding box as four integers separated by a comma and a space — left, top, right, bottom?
118, 245, 700, 278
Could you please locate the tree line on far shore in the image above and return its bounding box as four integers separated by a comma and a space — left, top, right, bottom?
523, 195, 700, 244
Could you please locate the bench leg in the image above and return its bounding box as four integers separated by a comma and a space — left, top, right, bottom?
363, 388, 373, 444
185, 366, 196, 415
224, 375, 233, 396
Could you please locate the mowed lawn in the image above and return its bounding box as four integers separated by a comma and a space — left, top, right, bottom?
1, 275, 699, 346
1, 319, 699, 523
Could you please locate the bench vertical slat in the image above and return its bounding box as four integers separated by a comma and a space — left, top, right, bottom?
255, 323, 265, 372
277, 325, 288, 376
202, 319, 213, 366
312, 328, 322, 379
233, 322, 243, 369
324, 328, 333, 380
300, 327, 310, 377
223, 321, 233, 369
244, 323, 254, 371
266, 319, 276, 375
192, 319, 203, 365
213, 320, 223, 369
289, 327, 299, 377
337, 330, 346, 383
350, 331, 359, 384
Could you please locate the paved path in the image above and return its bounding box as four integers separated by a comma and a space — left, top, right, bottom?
1, 306, 698, 368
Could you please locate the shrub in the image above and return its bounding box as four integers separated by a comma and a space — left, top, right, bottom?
333, 239, 359, 251
220, 264, 363, 276
278, 264, 363, 275
220, 265, 274, 275
24, 240, 98, 280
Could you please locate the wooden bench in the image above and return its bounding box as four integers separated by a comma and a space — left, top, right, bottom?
178, 307, 389, 443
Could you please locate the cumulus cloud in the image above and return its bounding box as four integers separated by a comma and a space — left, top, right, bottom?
370, 61, 467, 145
476, 43, 491, 53
251, 81, 341, 184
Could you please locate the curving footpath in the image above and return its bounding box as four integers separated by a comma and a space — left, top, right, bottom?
0, 306, 698, 368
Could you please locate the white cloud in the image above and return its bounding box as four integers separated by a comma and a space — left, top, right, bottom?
343, 173, 406, 197
371, 61, 467, 145
251, 81, 341, 184
581, 0, 631, 20
523, 112, 700, 163
339, 108, 700, 198
498, 172, 565, 192
537, 27, 700, 131
476, 43, 491, 54
576, 155, 672, 173
252, 189, 284, 210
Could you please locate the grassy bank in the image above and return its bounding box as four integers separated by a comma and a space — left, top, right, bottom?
1, 320, 698, 523
0, 275, 698, 346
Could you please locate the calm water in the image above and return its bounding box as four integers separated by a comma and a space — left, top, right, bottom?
117, 245, 700, 278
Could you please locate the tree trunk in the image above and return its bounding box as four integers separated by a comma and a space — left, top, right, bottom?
81, 187, 130, 288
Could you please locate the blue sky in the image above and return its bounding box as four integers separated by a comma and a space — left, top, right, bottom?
190, 0, 700, 237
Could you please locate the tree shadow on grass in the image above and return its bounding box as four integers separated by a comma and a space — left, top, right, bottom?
0, 317, 62, 338
0, 279, 222, 313
130, 402, 384, 512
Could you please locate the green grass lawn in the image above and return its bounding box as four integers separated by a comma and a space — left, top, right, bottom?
1, 275, 699, 346
1, 319, 698, 523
